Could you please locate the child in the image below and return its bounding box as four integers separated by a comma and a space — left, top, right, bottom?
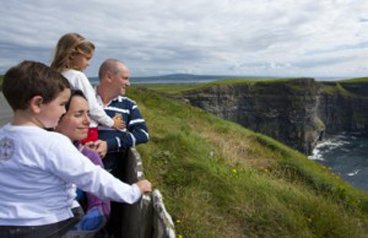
0, 61, 151, 237
51, 32, 124, 143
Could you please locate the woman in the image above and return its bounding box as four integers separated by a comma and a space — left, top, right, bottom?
55, 90, 110, 235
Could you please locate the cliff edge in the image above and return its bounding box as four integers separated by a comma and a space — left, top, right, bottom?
180, 78, 368, 154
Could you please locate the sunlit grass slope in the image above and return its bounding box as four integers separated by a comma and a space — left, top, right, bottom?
129, 86, 368, 238
134, 77, 298, 94
339, 77, 368, 83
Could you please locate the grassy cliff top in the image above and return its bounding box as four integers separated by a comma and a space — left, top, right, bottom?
135, 77, 312, 94
320, 79, 368, 97
339, 77, 368, 83
129, 86, 368, 238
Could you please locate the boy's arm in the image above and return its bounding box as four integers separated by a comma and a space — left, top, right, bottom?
47, 136, 147, 204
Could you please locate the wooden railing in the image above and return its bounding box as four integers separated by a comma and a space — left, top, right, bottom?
118, 148, 176, 238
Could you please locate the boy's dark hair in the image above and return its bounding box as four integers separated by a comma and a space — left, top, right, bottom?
3, 60, 71, 110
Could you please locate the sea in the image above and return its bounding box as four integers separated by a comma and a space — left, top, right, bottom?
309, 133, 368, 192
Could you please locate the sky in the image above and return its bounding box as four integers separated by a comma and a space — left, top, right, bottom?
1, 0, 368, 78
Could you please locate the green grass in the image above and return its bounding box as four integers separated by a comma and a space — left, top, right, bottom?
320, 81, 368, 99
320, 82, 350, 96
319, 83, 341, 95
134, 83, 199, 94
339, 77, 368, 83
139, 77, 313, 95
128, 86, 368, 238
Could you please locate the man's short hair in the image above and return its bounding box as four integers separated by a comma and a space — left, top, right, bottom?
98, 58, 121, 79
3, 60, 71, 110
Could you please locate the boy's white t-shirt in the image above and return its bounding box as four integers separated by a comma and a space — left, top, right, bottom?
62, 69, 114, 128
0, 124, 141, 226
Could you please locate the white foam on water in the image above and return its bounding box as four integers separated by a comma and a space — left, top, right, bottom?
309, 133, 355, 161
308, 147, 324, 161
310, 133, 367, 191
347, 169, 360, 177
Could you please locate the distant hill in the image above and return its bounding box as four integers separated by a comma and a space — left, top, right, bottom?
89, 73, 280, 85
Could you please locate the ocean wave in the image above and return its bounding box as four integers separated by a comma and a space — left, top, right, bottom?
310, 133, 367, 191
309, 133, 353, 161
347, 169, 360, 177
308, 148, 324, 161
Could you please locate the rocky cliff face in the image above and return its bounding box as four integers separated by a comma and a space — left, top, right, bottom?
181, 78, 368, 155
318, 82, 368, 134
182, 78, 323, 154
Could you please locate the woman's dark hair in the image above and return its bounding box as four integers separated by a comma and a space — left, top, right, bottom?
65, 89, 87, 112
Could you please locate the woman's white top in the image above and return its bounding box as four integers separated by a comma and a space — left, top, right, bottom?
0, 124, 141, 226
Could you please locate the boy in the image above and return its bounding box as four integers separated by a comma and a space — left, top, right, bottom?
0, 61, 151, 237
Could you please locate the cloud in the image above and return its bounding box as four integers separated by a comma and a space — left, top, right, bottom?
0, 0, 368, 78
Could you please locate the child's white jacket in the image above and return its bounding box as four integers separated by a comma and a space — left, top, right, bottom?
0, 124, 141, 226
62, 69, 114, 128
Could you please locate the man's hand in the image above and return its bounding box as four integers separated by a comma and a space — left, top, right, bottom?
112, 114, 125, 130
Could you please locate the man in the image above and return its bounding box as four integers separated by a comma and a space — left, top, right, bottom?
93, 59, 150, 236
94, 58, 149, 174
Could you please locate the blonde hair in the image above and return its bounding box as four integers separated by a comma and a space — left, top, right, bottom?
50, 33, 95, 72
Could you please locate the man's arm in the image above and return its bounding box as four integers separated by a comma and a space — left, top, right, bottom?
103, 99, 149, 153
